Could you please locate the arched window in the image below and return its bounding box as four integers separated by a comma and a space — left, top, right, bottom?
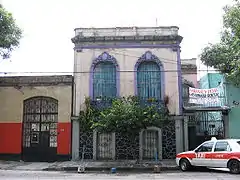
93, 62, 116, 99
91, 52, 119, 99
136, 51, 163, 100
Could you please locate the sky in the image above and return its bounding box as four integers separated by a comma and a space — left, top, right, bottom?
0, 0, 234, 77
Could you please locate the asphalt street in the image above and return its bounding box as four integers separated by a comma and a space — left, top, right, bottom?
0, 170, 239, 180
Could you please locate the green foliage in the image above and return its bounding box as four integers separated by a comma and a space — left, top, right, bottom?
78, 97, 100, 132
200, 0, 240, 86
0, 5, 22, 59
79, 96, 169, 135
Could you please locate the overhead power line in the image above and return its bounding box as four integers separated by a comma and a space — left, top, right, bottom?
0, 69, 220, 74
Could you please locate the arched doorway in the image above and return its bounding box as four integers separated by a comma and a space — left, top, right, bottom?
22, 96, 58, 162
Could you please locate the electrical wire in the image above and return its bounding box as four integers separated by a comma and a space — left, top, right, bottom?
0, 69, 219, 74
0, 48, 219, 74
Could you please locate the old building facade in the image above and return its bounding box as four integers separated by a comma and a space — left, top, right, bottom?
71, 27, 184, 160
181, 58, 198, 151
0, 75, 72, 161
181, 58, 198, 88
183, 70, 230, 151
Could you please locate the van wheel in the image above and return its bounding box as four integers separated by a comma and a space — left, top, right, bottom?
228, 159, 240, 174
179, 158, 191, 171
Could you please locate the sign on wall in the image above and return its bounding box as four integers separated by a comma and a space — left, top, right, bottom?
189, 87, 220, 105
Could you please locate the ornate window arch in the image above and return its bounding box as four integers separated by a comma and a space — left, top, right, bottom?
89, 52, 120, 99
134, 51, 165, 100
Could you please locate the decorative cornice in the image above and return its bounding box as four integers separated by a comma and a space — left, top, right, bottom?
181, 64, 197, 68
181, 64, 197, 74
72, 35, 183, 44
74, 43, 180, 51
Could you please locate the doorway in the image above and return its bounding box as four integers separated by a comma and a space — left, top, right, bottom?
22, 96, 58, 162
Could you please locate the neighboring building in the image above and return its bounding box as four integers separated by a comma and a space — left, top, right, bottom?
225, 82, 240, 138
181, 58, 198, 87
198, 73, 227, 138
181, 58, 198, 109
199, 73, 226, 106
181, 58, 200, 150
199, 73, 240, 139
0, 75, 72, 161
184, 72, 230, 150
71, 26, 183, 160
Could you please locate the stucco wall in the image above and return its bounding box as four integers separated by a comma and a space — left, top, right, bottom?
0, 75, 73, 156
182, 73, 197, 87
226, 83, 240, 138
0, 85, 72, 123
181, 58, 197, 88
74, 48, 179, 115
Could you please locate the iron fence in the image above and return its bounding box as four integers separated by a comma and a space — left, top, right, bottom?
188, 111, 224, 137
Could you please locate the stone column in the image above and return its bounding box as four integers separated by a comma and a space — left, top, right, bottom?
93, 130, 97, 160
71, 117, 79, 161
139, 130, 143, 161
175, 116, 184, 154
111, 133, 116, 160
183, 116, 189, 151
223, 111, 230, 138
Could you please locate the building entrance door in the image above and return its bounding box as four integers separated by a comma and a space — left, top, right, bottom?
22, 97, 58, 162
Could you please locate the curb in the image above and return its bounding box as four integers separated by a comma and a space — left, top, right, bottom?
43, 166, 179, 172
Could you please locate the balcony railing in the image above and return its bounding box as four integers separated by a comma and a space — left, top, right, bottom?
90, 98, 113, 110
138, 98, 165, 108
183, 96, 229, 109
90, 97, 166, 110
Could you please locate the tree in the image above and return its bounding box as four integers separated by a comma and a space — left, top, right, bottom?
0, 4, 22, 59
200, 0, 240, 86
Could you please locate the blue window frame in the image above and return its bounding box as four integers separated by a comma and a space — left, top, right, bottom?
137, 61, 161, 100
93, 62, 117, 99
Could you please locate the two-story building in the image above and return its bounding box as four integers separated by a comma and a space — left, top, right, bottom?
199, 73, 240, 139
183, 70, 230, 151
71, 26, 184, 160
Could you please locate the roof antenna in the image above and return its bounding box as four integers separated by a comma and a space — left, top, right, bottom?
155, 18, 158, 26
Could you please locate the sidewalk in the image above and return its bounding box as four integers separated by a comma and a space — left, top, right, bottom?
0, 160, 179, 173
